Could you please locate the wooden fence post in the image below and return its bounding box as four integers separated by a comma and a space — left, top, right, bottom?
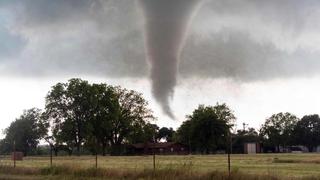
95, 138, 98, 169
50, 145, 53, 167
13, 140, 16, 168
227, 132, 231, 178
153, 134, 156, 172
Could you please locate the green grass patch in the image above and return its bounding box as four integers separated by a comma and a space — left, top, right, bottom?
1, 154, 320, 179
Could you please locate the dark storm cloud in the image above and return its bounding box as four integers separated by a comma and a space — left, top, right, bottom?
205, 0, 317, 25
181, 30, 320, 81
0, 26, 26, 59
1, 0, 145, 77
1, 0, 320, 81
0, 5, 27, 60
12, 0, 138, 32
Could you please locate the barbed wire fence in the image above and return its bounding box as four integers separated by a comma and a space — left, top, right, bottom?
0, 138, 235, 175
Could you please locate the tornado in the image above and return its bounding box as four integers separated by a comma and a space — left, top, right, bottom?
138, 0, 201, 119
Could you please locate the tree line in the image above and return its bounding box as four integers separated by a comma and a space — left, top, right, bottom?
0, 78, 320, 156
260, 112, 320, 152
1, 79, 157, 156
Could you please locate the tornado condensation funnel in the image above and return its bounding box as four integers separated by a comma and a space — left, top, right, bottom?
138, 0, 201, 119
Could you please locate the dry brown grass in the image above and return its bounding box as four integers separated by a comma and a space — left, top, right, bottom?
0, 165, 319, 180
1, 154, 320, 179
273, 157, 320, 164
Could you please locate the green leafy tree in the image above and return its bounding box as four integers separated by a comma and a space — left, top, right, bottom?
157, 127, 175, 142
232, 128, 259, 153
212, 103, 236, 125
143, 123, 159, 142
0, 139, 8, 154
86, 83, 118, 156
45, 79, 92, 155
109, 87, 155, 154
293, 114, 320, 152
128, 123, 159, 144
3, 108, 48, 156
260, 112, 298, 152
45, 79, 155, 155
43, 83, 67, 155
176, 103, 235, 154
175, 120, 192, 152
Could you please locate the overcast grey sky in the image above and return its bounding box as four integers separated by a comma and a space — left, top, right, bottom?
1, 0, 320, 136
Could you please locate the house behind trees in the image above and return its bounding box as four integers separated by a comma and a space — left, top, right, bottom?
129, 142, 188, 155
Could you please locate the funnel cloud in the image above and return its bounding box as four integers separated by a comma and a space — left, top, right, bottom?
138, 0, 201, 118
2, 0, 320, 121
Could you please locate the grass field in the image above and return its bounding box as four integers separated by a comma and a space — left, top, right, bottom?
1, 153, 320, 179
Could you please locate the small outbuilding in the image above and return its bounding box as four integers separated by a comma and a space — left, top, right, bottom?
244, 142, 261, 154
130, 142, 188, 155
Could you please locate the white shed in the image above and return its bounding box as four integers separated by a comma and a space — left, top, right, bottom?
244, 143, 260, 154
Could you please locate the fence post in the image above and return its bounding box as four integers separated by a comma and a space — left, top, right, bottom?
95, 138, 98, 169
95, 153, 98, 169
227, 132, 231, 177
153, 134, 156, 172
13, 140, 16, 168
50, 145, 53, 167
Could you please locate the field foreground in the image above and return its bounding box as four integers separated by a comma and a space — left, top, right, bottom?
1, 154, 320, 179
